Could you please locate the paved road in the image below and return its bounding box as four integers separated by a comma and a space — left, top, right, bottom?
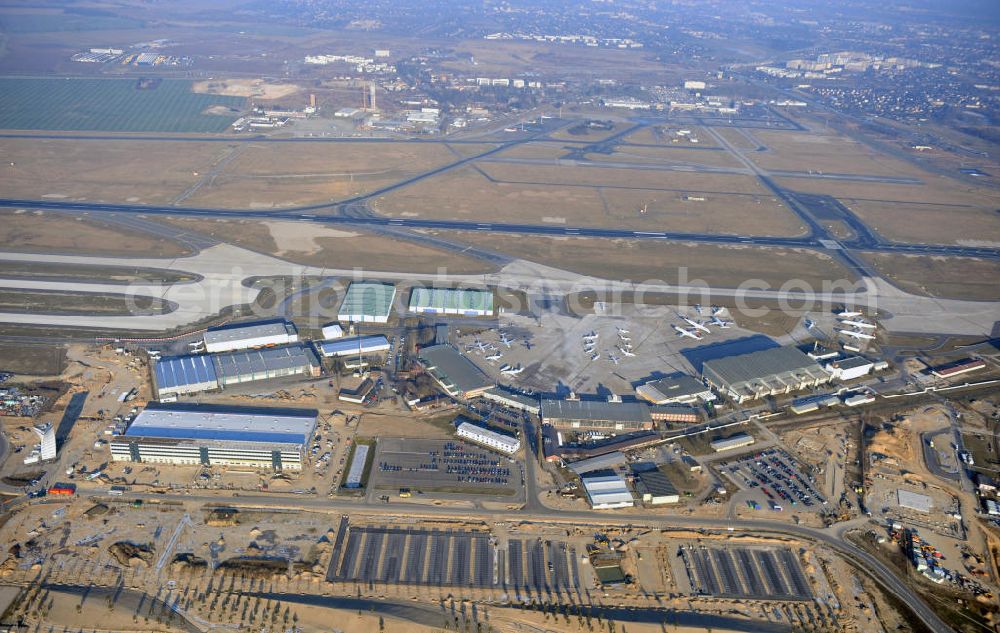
81, 486, 953, 633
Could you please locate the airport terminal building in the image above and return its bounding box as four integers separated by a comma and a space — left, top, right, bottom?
701, 346, 831, 403
110, 403, 319, 471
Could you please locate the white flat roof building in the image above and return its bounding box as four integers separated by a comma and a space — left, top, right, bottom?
825, 356, 874, 381
345, 444, 369, 488
456, 421, 520, 455
710, 433, 755, 452
317, 335, 390, 358
322, 323, 344, 340
581, 473, 634, 509
203, 319, 298, 354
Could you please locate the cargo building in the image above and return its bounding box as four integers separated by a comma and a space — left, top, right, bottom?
154, 354, 219, 397
317, 335, 391, 358
109, 403, 318, 471
213, 344, 321, 387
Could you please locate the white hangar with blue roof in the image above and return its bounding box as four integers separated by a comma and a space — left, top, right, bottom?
109, 403, 318, 471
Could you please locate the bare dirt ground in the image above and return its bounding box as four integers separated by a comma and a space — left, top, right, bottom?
192, 78, 300, 99
0, 210, 191, 257
161, 217, 495, 274
449, 232, 852, 288
375, 165, 806, 236
0, 137, 228, 204
772, 176, 1000, 245
859, 252, 1000, 301
845, 200, 1000, 245
751, 129, 929, 177
181, 141, 458, 209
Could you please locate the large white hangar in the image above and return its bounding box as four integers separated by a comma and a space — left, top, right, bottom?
202, 318, 299, 353
109, 403, 319, 471
338, 282, 397, 324
408, 287, 494, 317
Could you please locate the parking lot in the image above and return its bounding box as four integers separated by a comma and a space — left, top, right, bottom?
676, 545, 812, 600
370, 437, 523, 496
327, 523, 496, 587
325, 520, 580, 594
718, 448, 826, 512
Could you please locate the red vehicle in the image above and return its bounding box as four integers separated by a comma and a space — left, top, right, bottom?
47, 482, 76, 496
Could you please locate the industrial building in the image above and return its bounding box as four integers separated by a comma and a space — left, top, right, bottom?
702, 346, 831, 403
649, 404, 701, 424
567, 451, 627, 475
540, 399, 654, 431
109, 403, 318, 471
581, 473, 634, 509
633, 468, 680, 505
338, 282, 396, 323
154, 354, 219, 397
418, 344, 493, 399
345, 444, 369, 488
213, 344, 321, 387
480, 387, 540, 414
455, 420, 520, 455
824, 356, 874, 381
407, 287, 494, 316
710, 433, 755, 452
635, 374, 716, 405
317, 335, 391, 358
931, 358, 987, 379
203, 318, 298, 353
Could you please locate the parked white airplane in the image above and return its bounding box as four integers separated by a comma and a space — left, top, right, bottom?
618, 346, 636, 357
693, 304, 703, 315
838, 329, 875, 341
500, 365, 524, 375
485, 354, 502, 361
681, 315, 711, 334
607, 353, 620, 365
710, 315, 733, 329
836, 310, 863, 318
673, 325, 703, 340
499, 332, 514, 348
590, 353, 600, 361
804, 319, 816, 330
839, 319, 876, 330
583, 331, 599, 340
617, 327, 630, 335
711, 305, 724, 316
